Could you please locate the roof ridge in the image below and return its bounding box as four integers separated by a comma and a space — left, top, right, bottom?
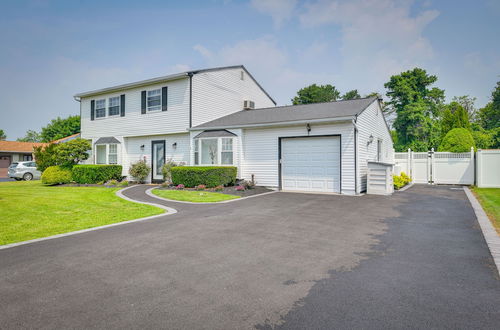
245, 95, 377, 112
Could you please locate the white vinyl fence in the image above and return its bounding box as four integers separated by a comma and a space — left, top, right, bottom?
394, 147, 475, 185
476, 149, 500, 188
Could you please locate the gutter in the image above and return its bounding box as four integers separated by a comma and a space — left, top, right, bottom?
188, 116, 355, 131
188, 72, 193, 128
353, 116, 359, 195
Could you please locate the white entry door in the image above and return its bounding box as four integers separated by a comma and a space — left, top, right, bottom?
281, 136, 341, 193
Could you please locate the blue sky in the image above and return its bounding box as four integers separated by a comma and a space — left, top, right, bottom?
0, 0, 499, 139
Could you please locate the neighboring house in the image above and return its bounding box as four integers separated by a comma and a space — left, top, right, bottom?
51, 133, 81, 144
75, 65, 392, 194
0, 141, 47, 177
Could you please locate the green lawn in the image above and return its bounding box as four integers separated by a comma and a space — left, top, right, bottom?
153, 189, 240, 203
472, 187, 500, 234
0, 181, 164, 245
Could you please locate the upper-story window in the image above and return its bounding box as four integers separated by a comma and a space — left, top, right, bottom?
95, 99, 106, 118
108, 97, 120, 116
147, 89, 162, 111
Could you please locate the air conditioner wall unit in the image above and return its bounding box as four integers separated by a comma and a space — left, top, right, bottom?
243, 100, 255, 110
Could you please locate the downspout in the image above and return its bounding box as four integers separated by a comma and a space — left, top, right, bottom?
353, 116, 359, 195
188, 72, 193, 128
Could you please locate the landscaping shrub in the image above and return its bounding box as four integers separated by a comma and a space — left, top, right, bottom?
195, 184, 206, 191
171, 166, 237, 188
41, 166, 73, 185
176, 184, 185, 190
438, 128, 475, 152
119, 181, 129, 187
393, 175, 405, 190
214, 185, 224, 191
235, 185, 245, 191
72, 165, 122, 184
400, 172, 411, 184
129, 160, 150, 183
240, 180, 255, 190
161, 160, 177, 183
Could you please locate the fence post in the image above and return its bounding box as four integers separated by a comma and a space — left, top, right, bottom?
473, 147, 478, 186
429, 148, 435, 184
409, 148, 413, 181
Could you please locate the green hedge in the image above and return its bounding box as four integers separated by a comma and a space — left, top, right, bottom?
72, 165, 123, 184
171, 166, 237, 188
41, 166, 73, 185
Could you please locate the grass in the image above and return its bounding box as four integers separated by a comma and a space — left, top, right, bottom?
153, 189, 240, 203
472, 187, 500, 234
0, 181, 164, 245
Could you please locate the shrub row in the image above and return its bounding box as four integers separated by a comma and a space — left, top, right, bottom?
72, 165, 122, 184
393, 171, 411, 190
171, 166, 237, 188
41, 165, 123, 185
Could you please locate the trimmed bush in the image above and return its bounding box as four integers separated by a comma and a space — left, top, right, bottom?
41, 166, 73, 185
129, 160, 150, 183
171, 166, 237, 188
72, 165, 122, 184
438, 128, 475, 152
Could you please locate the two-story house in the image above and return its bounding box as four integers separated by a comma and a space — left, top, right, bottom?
75, 65, 393, 195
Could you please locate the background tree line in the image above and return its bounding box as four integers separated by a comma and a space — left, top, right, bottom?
0, 115, 80, 143
291, 68, 499, 152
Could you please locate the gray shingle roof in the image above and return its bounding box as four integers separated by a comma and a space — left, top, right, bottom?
193, 97, 377, 129
95, 137, 121, 144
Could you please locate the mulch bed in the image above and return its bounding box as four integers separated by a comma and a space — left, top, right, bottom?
157, 185, 273, 197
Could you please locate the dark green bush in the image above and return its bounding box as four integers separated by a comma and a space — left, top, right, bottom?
41, 166, 73, 185
438, 128, 475, 152
171, 166, 237, 188
72, 165, 122, 184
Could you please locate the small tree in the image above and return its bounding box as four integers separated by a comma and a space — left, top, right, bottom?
0, 129, 6, 141
129, 160, 150, 183
33, 144, 59, 172
55, 139, 91, 167
438, 128, 475, 152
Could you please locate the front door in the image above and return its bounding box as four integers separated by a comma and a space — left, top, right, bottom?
152, 141, 165, 181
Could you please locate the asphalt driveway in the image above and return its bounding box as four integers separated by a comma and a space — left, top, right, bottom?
0, 185, 499, 329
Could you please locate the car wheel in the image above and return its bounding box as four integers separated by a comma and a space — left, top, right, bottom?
23, 173, 33, 181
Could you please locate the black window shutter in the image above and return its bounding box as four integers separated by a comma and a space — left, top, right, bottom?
90, 100, 95, 121
120, 94, 125, 117
141, 91, 146, 114
162, 87, 168, 111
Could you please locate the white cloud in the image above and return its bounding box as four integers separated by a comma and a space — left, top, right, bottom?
250, 0, 298, 27
168, 64, 191, 73
299, 0, 439, 92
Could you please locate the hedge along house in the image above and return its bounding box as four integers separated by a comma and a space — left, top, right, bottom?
75, 65, 392, 194
189, 97, 393, 195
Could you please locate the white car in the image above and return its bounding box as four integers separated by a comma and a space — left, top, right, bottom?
8, 161, 41, 181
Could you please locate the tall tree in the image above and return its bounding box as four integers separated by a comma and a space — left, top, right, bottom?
40, 115, 80, 142
341, 89, 361, 100
0, 129, 6, 141
292, 84, 340, 105
452, 95, 476, 121
384, 68, 445, 151
17, 130, 42, 142
440, 102, 470, 139
477, 81, 500, 130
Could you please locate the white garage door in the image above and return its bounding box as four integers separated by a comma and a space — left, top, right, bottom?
281, 136, 341, 193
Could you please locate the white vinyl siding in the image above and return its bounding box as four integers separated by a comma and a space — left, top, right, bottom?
191, 68, 275, 127
123, 133, 190, 182
239, 122, 356, 195
81, 78, 189, 138
355, 101, 394, 192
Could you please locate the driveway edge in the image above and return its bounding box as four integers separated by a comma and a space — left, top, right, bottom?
464, 187, 500, 276
146, 187, 278, 204
0, 186, 176, 251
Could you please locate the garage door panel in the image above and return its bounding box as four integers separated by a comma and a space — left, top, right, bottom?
281, 136, 340, 193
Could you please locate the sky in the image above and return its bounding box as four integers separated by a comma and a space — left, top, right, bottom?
0, 0, 499, 140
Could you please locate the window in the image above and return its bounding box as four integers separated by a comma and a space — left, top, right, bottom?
23, 155, 32, 161
194, 140, 199, 165
108, 144, 117, 164
108, 97, 120, 116
377, 139, 383, 161
201, 139, 218, 165
96, 145, 106, 164
221, 138, 233, 165
147, 89, 161, 111
194, 137, 234, 165
240, 70, 244, 80
95, 99, 106, 118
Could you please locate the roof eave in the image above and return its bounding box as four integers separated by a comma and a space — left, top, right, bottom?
189, 116, 355, 131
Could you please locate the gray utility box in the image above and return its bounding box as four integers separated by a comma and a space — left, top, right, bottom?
367, 161, 394, 195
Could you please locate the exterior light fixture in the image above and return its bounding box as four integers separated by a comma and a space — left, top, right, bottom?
172, 142, 177, 149
306, 123, 311, 134
368, 135, 374, 145
140, 144, 145, 151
